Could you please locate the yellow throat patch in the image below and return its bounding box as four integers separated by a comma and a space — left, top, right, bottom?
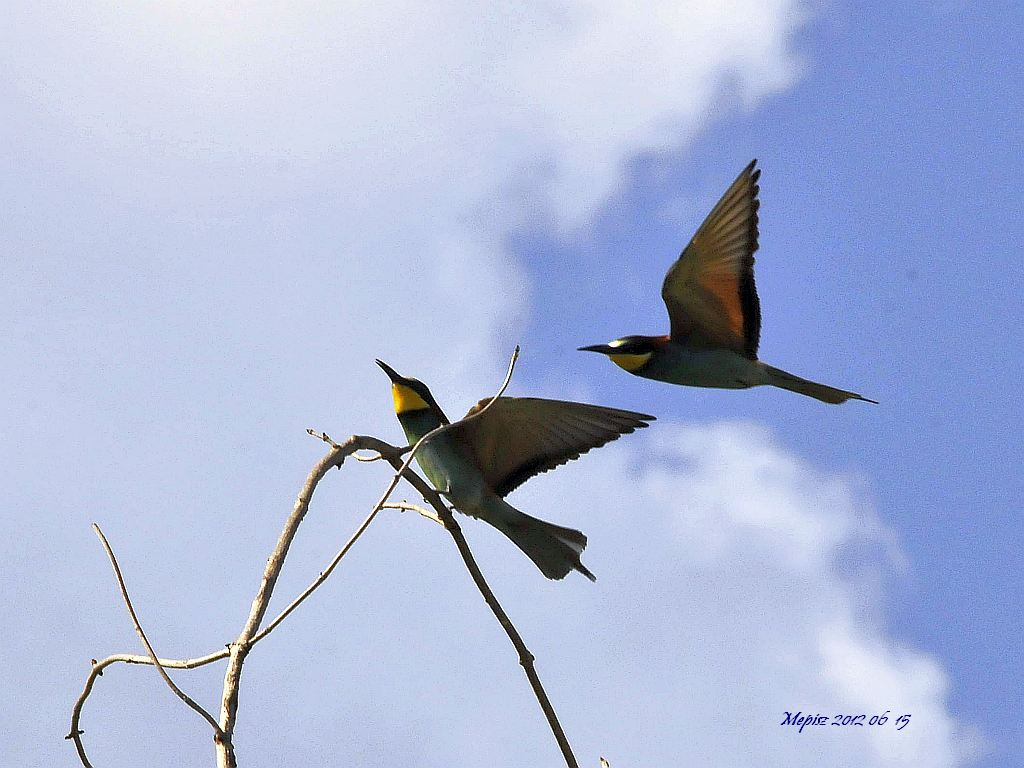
392, 383, 431, 414
609, 351, 653, 372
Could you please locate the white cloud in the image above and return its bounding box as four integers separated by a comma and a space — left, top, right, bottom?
485, 423, 977, 767
4, 1, 804, 228
1, 1, 810, 406
2, 1, 812, 396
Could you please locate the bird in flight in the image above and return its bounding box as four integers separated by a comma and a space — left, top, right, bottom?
377, 360, 654, 580
579, 160, 876, 405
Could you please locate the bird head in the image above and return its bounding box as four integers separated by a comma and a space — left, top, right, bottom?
577, 335, 662, 372
375, 359, 442, 416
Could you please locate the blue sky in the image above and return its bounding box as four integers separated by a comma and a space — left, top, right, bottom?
524, 4, 1023, 758
2, 2, 1020, 767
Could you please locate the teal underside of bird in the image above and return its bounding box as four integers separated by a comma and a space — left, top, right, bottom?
612, 343, 876, 405
397, 408, 596, 581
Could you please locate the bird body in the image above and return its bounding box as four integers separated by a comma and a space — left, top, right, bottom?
601, 335, 757, 388
595, 334, 868, 404
392, 405, 486, 503
580, 160, 875, 405
377, 360, 654, 580
392, 406, 555, 573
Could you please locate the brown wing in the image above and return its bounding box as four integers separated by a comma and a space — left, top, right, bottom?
449, 397, 654, 497
661, 159, 762, 358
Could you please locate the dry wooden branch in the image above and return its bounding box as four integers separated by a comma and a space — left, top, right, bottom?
92, 524, 224, 736
67, 648, 230, 766
382, 501, 445, 525
248, 436, 405, 644
214, 435, 366, 767
445, 515, 581, 768
69, 435, 438, 767
68, 437, 377, 768
372, 457, 582, 768
65, 526, 227, 768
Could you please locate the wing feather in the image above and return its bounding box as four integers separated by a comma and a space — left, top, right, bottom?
661, 159, 762, 358
450, 397, 655, 497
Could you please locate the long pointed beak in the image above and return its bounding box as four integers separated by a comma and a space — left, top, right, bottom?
375, 359, 403, 382
578, 344, 614, 355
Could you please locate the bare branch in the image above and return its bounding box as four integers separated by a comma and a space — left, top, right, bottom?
91, 525, 224, 740
305, 429, 344, 448
440, 507, 581, 768
68, 434, 370, 768
215, 434, 368, 767
452, 344, 521, 427
250, 437, 405, 643
372, 459, 581, 767
354, 451, 387, 462
67, 648, 231, 766
382, 501, 445, 526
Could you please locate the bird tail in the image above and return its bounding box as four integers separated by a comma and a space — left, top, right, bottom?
761, 364, 877, 405
488, 498, 596, 582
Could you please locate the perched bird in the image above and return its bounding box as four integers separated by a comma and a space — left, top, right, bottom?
579, 160, 876, 405
376, 360, 654, 580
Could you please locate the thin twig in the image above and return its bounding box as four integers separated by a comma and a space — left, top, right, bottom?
441, 513, 580, 768
214, 435, 366, 767
92, 525, 225, 736
382, 501, 445, 526
372, 459, 581, 767
67, 648, 231, 765
70, 437, 443, 768
354, 451, 387, 462
250, 436, 403, 644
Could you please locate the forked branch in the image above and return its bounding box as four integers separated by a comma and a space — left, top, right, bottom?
66, 527, 226, 768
